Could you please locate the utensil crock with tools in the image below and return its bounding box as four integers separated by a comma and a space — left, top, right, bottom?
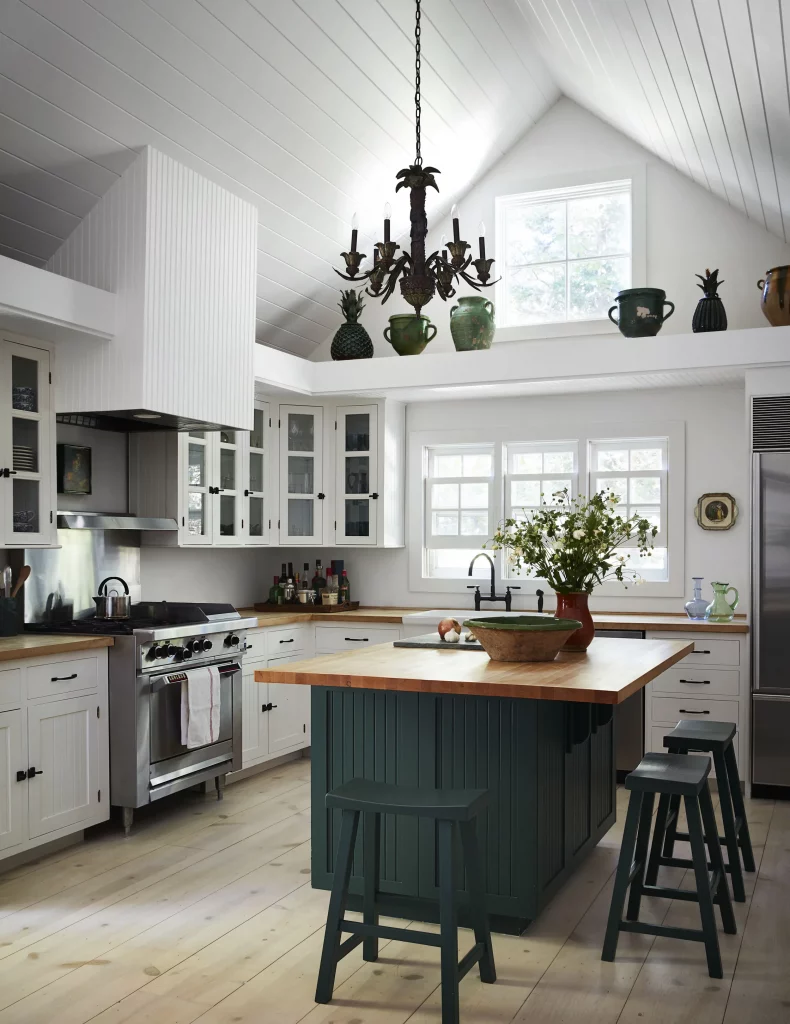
93, 576, 131, 620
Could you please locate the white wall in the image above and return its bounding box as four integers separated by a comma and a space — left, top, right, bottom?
256, 384, 749, 615
139, 547, 270, 607
313, 98, 790, 360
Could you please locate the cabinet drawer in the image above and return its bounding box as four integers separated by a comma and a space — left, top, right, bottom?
314, 625, 400, 651
242, 628, 267, 660
27, 656, 99, 699
658, 635, 740, 667
0, 667, 22, 709
265, 627, 306, 658
648, 726, 740, 777
650, 695, 740, 726
651, 666, 740, 698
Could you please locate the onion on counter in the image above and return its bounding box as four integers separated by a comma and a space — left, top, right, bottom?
438, 617, 461, 639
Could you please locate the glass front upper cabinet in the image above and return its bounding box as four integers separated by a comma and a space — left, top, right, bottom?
279, 405, 323, 544
244, 402, 269, 545
216, 428, 242, 543
335, 405, 378, 545
2, 342, 53, 546
182, 430, 213, 544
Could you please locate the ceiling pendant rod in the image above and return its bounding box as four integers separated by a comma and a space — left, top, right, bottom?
334, 0, 498, 317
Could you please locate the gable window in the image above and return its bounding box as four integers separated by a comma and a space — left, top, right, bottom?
424, 444, 495, 579
588, 437, 668, 582
496, 179, 632, 328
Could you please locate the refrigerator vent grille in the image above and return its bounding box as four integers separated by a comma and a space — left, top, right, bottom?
752, 396, 790, 451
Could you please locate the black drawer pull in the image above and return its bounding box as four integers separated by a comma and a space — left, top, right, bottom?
678, 709, 710, 714
279, 638, 294, 644
261, 702, 279, 712
678, 679, 710, 685
345, 637, 369, 642
27, 767, 43, 778
690, 650, 711, 655
51, 673, 78, 682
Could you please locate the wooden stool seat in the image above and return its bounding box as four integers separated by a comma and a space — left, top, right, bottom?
602, 752, 736, 979
664, 719, 736, 752
316, 779, 496, 1024
327, 778, 490, 820
650, 719, 755, 904
626, 751, 711, 796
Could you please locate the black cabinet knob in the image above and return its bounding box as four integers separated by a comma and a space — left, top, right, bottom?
371, 492, 379, 499
317, 493, 325, 500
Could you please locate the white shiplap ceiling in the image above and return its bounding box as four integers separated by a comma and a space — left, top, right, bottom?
2, 1, 790, 357
0, 0, 558, 355
516, 0, 790, 245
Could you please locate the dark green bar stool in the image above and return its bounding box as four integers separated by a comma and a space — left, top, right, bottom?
315, 778, 496, 1024
602, 752, 736, 979
646, 719, 755, 903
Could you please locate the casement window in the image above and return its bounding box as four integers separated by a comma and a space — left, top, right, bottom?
496, 179, 632, 328
424, 444, 495, 579
588, 437, 668, 582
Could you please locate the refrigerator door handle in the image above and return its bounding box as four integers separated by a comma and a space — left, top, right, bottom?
751, 452, 761, 693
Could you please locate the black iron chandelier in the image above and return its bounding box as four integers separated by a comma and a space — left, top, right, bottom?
335, 0, 497, 317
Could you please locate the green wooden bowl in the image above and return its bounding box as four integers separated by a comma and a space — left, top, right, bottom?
464, 615, 583, 663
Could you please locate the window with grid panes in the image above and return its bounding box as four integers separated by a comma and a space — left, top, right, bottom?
589, 437, 668, 582
504, 441, 578, 578
496, 179, 631, 328
425, 445, 495, 579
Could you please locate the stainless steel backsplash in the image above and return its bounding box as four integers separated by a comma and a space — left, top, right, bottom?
24, 530, 142, 623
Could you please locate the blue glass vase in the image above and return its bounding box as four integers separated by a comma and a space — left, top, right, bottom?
684, 577, 709, 620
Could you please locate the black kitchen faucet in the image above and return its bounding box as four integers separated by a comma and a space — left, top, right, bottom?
467, 553, 520, 612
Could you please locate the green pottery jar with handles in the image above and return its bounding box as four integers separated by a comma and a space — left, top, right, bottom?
449, 295, 496, 351
608, 287, 675, 338
384, 314, 437, 356
705, 581, 739, 623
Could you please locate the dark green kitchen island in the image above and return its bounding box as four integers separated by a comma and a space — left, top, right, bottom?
256, 636, 691, 934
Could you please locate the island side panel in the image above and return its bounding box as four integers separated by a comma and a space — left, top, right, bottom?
311, 687, 616, 933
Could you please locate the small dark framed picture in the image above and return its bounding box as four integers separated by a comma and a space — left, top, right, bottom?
694, 492, 737, 530
57, 444, 92, 495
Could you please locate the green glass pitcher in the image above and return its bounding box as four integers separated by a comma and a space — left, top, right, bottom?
705, 581, 739, 622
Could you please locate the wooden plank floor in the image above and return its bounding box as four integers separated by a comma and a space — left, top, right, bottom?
0, 759, 785, 1024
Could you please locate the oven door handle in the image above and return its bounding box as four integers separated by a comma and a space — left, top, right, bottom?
150, 663, 241, 691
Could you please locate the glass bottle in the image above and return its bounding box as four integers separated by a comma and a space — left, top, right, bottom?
339, 569, 350, 605
326, 568, 338, 594
312, 559, 326, 600
302, 563, 311, 591
269, 575, 281, 604
684, 577, 709, 620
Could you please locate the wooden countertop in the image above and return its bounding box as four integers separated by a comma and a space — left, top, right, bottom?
255, 637, 693, 705
240, 606, 748, 633
0, 634, 114, 663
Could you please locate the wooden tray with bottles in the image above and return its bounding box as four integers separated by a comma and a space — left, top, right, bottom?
253, 601, 360, 614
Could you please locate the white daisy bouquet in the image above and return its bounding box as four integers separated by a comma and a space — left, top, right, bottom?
488, 489, 657, 594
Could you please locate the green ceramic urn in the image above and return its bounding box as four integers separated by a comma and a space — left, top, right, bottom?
384, 314, 437, 356
608, 288, 675, 338
449, 296, 495, 351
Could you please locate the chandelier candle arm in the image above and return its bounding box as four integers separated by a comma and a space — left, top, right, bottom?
452, 203, 460, 243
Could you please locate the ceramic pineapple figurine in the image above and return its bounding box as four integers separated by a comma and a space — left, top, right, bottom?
692, 268, 727, 333
331, 289, 374, 360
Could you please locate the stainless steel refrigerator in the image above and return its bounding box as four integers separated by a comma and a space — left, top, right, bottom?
752, 450, 790, 787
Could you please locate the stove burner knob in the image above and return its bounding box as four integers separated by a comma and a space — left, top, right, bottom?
225, 633, 240, 648
185, 639, 199, 654
201, 638, 213, 652
181, 647, 193, 660
171, 646, 185, 660
154, 645, 169, 659
146, 646, 158, 661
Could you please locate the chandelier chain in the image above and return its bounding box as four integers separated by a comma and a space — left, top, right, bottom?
414, 0, 422, 166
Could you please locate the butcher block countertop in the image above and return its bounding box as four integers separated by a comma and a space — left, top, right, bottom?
255, 636, 693, 705
0, 634, 114, 663
240, 606, 748, 633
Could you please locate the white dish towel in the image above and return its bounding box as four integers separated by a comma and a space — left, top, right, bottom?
180, 667, 221, 749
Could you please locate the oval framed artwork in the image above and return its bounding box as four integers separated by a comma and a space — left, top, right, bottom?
694, 492, 738, 531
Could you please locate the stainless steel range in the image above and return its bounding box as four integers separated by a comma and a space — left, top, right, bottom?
28, 600, 257, 833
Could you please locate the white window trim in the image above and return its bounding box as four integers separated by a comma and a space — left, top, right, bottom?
494, 165, 646, 344
408, 418, 685, 598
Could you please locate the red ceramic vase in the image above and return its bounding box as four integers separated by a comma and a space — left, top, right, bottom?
554, 592, 595, 652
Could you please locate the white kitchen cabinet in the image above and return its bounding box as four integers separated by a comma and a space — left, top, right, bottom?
131, 415, 271, 547
279, 405, 325, 545
0, 649, 110, 864
0, 710, 26, 854
243, 402, 271, 546
241, 653, 269, 767
27, 692, 104, 839
0, 336, 56, 548
266, 653, 311, 753
335, 404, 378, 545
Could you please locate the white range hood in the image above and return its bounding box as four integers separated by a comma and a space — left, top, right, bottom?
46, 147, 257, 431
